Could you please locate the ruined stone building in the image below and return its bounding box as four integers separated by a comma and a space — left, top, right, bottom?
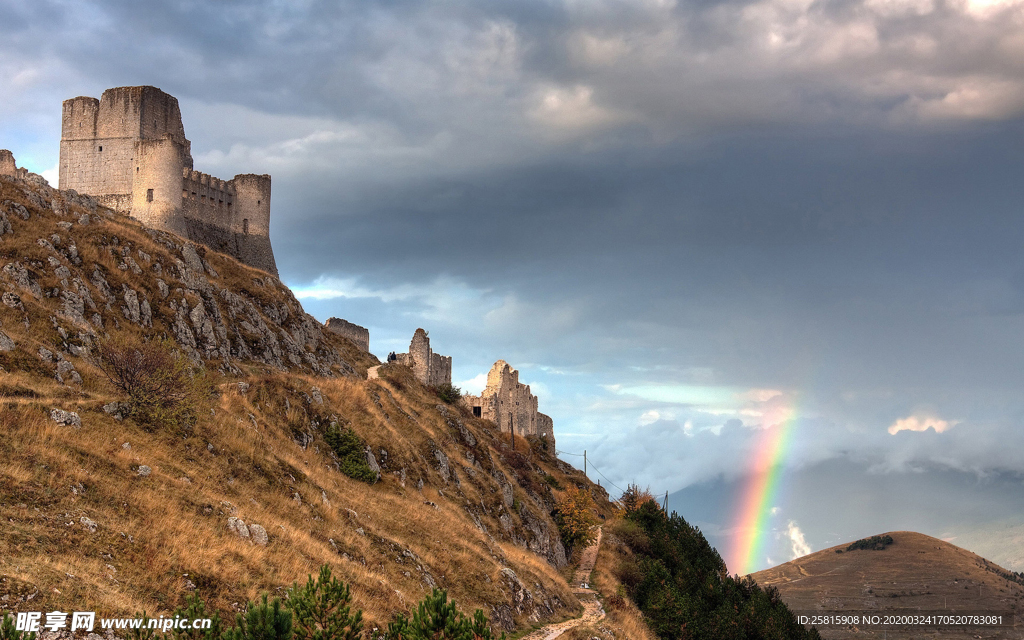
387, 328, 452, 386
0, 150, 29, 180
58, 86, 277, 275
325, 317, 369, 353
463, 360, 555, 446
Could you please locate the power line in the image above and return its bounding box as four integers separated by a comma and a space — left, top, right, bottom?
557, 448, 672, 512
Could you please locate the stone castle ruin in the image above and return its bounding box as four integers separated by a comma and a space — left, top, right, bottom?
58, 86, 277, 275
387, 328, 452, 386
463, 360, 555, 447
0, 150, 30, 181
325, 317, 370, 353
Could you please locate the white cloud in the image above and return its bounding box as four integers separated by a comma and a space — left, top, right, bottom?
458, 373, 488, 395
787, 520, 812, 558
529, 84, 628, 134
639, 410, 661, 425
888, 414, 956, 435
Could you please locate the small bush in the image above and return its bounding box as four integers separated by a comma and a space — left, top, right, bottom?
287, 565, 363, 640
325, 422, 376, 484
543, 474, 563, 490
846, 534, 894, 551
97, 335, 210, 431
608, 519, 650, 555
372, 588, 504, 640
433, 382, 462, 404
555, 485, 598, 553
171, 593, 224, 640
1, 612, 36, 640
619, 484, 657, 515
226, 594, 292, 640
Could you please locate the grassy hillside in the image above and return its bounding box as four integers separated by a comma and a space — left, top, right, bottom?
752, 531, 1024, 639
0, 173, 620, 634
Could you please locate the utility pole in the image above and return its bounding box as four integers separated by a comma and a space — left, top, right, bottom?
584, 450, 587, 477
663, 491, 668, 513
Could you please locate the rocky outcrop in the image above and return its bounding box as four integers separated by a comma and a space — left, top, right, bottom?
0, 173, 361, 377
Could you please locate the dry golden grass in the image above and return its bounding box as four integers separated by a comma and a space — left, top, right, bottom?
0, 177, 623, 635
0, 172, 663, 634
584, 517, 659, 640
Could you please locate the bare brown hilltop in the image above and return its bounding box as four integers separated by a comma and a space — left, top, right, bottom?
0, 169, 653, 639
752, 531, 1024, 639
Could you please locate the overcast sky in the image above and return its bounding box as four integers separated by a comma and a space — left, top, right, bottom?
4, 0, 1024, 574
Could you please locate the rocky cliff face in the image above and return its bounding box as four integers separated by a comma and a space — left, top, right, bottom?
1, 173, 365, 378
0, 172, 601, 633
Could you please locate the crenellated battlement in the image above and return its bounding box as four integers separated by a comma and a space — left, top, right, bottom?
58, 86, 276, 274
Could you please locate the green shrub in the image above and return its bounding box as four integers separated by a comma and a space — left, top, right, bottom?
226, 595, 292, 640
325, 422, 377, 484
543, 474, 563, 490
619, 501, 822, 639
97, 335, 210, 432
433, 382, 462, 404
287, 565, 363, 640
171, 593, 224, 640
846, 535, 894, 552
373, 589, 504, 640
1, 612, 36, 640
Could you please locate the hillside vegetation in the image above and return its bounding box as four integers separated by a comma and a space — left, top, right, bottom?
607, 497, 822, 640
0, 173, 621, 634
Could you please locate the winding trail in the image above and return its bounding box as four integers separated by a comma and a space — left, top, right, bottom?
520, 527, 605, 640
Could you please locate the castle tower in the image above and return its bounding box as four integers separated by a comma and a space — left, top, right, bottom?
58, 86, 277, 275
59, 86, 192, 223
462, 359, 553, 446
0, 150, 16, 177
386, 328, 452, 386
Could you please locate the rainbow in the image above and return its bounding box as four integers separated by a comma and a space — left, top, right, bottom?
729, 404, 797, 576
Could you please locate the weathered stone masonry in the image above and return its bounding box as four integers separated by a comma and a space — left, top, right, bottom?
325, 317, 370, 352
58, 86, 277, 275
388, 328, 452, 386
0, 150, 29, 180
463, 360, 555, 447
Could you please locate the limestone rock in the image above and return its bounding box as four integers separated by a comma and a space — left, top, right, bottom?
56, 360, 82, 385
80, 516, 98, 533
2, 291, 23, 310
433, 446, 450, 483
181, 244, 205, 274
2, 262, 42, 298
365, 446, 382, 482
0, 329, 14, 352
137, 465, 152, 477
249, 523, 268, 546
122, 286, 141, 324
227, 517, 250, 539
103, 402, 124, 421
50, 408, 81, 428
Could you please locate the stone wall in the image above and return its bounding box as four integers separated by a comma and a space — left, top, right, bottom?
387, 328, 451, 386
325, 317, 370, 352
1, 151, 32, 181
463, 360, 555, 448
57, 86, 277, 275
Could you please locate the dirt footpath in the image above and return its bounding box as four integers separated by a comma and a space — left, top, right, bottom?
520, 528, 605, 640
